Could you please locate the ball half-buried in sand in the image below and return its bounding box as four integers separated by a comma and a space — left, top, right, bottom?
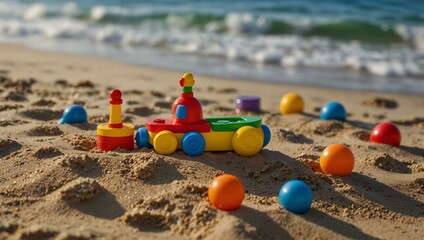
57, 105, 87, 124
320, 144, 354, 176
280, 93, 304, 114
370, 122, 401, 147
208, 174, 245, 211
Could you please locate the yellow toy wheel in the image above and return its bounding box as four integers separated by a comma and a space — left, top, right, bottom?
153, 130, 177, 155
232, 126, 263, 157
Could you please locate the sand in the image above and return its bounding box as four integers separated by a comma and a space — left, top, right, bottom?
0, 44, 423, 240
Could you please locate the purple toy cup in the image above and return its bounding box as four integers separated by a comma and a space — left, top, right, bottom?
236, 96, 260, 112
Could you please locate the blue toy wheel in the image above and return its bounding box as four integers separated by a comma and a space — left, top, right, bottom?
182, 131, 205, 156
135, 127, 152, 149
261, 124, 271, 148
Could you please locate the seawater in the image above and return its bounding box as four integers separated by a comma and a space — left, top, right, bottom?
1, 0, 424, 93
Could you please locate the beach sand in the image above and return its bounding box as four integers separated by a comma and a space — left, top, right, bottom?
0, 44, 423, 239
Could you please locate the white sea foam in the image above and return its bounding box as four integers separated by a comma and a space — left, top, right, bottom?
225, 13, 270, 34
23, 4, 47, 20
90, 6, 107, 21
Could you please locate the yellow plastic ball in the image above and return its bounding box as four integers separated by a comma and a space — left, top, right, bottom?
280, 93, 304, 114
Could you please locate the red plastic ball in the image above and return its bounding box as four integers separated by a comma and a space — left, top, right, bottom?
370, 122, 401, 147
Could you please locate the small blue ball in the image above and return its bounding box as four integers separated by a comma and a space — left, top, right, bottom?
278, 180, 313, 214
58, 105, 88, 124
320, 101, 346, 121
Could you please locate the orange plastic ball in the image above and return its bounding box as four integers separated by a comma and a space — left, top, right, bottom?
208, 174, 245, 211
320, 144, 354, 176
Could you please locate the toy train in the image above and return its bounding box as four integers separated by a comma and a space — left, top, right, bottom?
96, 73, 271, 156
135, 73, 271, 157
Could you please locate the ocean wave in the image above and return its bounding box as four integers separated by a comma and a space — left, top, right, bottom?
0, 1, 423, 79
0, 17, 423, 79
1, 3, 408, 42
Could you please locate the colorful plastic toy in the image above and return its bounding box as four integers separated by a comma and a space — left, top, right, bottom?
280, 93, 304, 114
57, 105, 87, 124
208, 174, 245, 211
236, 96, 260, 112
97, 89, 134, 151
278, 180, 312, 214
320, 101, 346, 121
370, 122, 401, 147
320, 143, 354, 176
135, 73, 271, 157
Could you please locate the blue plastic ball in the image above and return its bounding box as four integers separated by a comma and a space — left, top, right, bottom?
278, 180, 313, 214
320, 101, 346, 121
57, 105, 87, 124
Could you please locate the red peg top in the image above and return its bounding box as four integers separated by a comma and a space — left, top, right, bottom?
109, 89, 123, 104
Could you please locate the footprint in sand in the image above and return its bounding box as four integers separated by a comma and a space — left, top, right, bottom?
1, 78, 36, 93
20, 108, 63, 121
123, 89, 143, 95
210, 87, 238, 93
154, 101, 173, 109
274, 128, 314, 144
363, 153, 412, 173
89, 114, 109, 124
147, 90, 165, 98
125, 106, 156, 117
31, 99, 56, 107
120, 182, 214, 238
303, 120, 352, 137
0, 118, 30, 127
73, 80, 95, 88
1, 91, 28, 102
32, 146, 63, 159
54, 79, 70, 87
62, 134, 97, 151
120, 153, 165, 181
350, 130, 370, 141
244, 159, 292, 184
392, 117, 424, 129
362, 97, 398, 109
199, 99, 218, 106
27, 125, 63, 137
127, 100, 140, 105
0, 104, 23, 112
59, 154, 102, 177
0, 139, 22, 158
60, 178, 102, 202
